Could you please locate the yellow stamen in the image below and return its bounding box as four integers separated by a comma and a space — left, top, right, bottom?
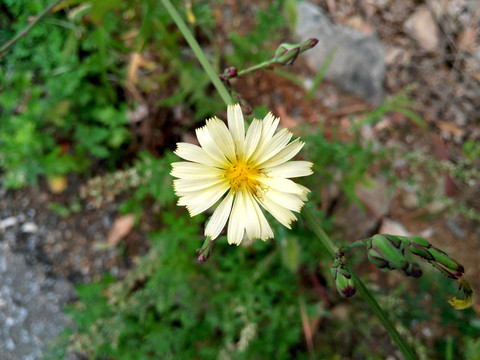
225, 161, 260, 194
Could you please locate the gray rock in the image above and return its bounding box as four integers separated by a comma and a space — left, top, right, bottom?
294, 1, 385, 103
0, 241, 73, 359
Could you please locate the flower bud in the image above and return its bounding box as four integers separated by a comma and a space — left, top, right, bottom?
274, 38, 318, 65
367, 235, 422, 277
331, 258, 356, 297
219, 66, 238, 81
197, 237, 214, 264
408, 236, 464, 279
367, 234, 407, 271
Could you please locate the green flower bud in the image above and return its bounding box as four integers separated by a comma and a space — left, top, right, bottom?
408, 237, 464, 279
407, 236, 435, 261
274, 38, 318, 65
367, 235, 422, 277
331, 258, 356, 297
219, 66, 238, 81
197, 237, 214, 264
367, 234, 407, 271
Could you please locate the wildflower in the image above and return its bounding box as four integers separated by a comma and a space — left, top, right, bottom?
171, 104, 313, 245
331, 258, 356, 297
448, 276, 474, 310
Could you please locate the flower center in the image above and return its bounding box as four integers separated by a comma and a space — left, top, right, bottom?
225, 161, 260, 194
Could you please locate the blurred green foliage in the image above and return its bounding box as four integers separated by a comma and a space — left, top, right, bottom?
0, 0, 131, 187
0, 0, 223, 188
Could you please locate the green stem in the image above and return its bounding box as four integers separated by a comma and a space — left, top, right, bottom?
0, 0, 61, 55
347, 266, 417, 360
303, 206, 337, 258
161, 0, 232, 106
237, 59, 276, 77
340, 239, 368, 253
303, 207, 417, 360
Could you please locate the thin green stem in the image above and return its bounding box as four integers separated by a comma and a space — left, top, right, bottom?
237, 59, 276, 77
303, 206, 417, 360
340, 239, 368, 253
303, 206, 337, 258
0, 0, 61, 55
347, 266, 417, 360
161, 0, 232, 106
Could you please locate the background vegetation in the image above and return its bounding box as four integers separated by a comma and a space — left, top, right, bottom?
1, 0, 479, 359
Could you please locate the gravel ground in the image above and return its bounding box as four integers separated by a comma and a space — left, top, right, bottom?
0, 241, 72, 360
0, 185, 128, 359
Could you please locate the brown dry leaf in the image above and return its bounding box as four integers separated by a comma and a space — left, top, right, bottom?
127, 52, 142, 85
457, 28, 478, 54
107, 214, 135, 246
47, 176, 68, 194
127, 53, 156, 86
275, 104, 298, 129
404, 6, 440, 52
345, 15, 375, 34
436, 121, 465, 137
472, 72, 480, 83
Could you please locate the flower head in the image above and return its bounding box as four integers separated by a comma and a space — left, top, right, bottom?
331, 258, 356, 298
171, 104, 313, 245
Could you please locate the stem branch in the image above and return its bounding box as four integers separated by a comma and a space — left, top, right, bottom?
0, 0, 62, 55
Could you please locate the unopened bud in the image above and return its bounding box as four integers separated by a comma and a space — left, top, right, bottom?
197, 237, 214, 264
367, 235, 422, 277
274, 38, 318, 65
367, 234, 407, 271
408, 236, 464, 279
219, 66, 238, 81
331, 258, 356, 297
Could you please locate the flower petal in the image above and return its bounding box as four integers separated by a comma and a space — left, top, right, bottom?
174, 142, 223, 167
178, 182, 229, 216
227, 104, 245, 157
251, 197, 274, 240
263, 188, 306, 212
173, 177, 225, 195
258, 138, 305, 168
196, 122, 230, 165
205, 117, 236, 162
227, 192, 246, 245
243, 119, 263, 162
258, 176, 307, 195
295, 184, 311, 201
171, 162, 224, 179
205, 191, 234, 240
243, 190, 261, 240
259, 112, 280, 144
264, 161, 313, 178
259, 195, 297, 229
251, 128, 292, 165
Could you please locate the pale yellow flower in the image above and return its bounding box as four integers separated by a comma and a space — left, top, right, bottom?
171, 104, 313, 245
